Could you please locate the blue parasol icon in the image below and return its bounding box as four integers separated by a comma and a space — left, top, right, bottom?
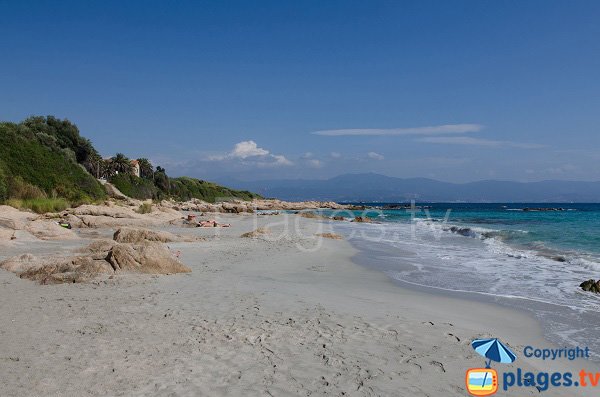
471, 338, 517, 388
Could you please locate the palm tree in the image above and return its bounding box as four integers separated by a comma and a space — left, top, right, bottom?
137, 158, 154, 179
112, 153, 133, 175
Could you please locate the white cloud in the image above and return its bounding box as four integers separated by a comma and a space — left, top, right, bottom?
417, 136, 545, 149
273, 154, 293, 166
367, 151, 385, 160
330, 152, 342, 158
312, 124, 483, 136
231, 140, 270, 159
207, 140, 293, 166
301, 152, 314, 159
307, 159, 323, 168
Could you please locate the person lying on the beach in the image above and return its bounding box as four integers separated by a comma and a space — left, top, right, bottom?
197, 219, 231, 228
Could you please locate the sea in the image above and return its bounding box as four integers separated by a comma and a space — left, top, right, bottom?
319, 203, 600, 359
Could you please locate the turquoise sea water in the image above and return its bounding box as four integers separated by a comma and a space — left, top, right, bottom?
320, 203, 600, 357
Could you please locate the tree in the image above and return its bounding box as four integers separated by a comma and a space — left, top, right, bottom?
136, 158, 154, 179
111, 153, 133, 175
153, 166, 170, 193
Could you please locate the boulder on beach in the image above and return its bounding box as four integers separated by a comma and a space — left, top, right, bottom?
106, 241, 191, 274
580, 279, 600, 293
0, 228, 191, 284
113, 227, 183, 243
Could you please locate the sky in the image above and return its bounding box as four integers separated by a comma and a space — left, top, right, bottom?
1, 0, 599, 183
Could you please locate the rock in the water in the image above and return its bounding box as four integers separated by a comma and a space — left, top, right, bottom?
352, 216, 372, 223
580, 279, 600, 293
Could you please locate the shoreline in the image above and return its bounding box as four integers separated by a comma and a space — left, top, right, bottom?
0, 209, 598, 396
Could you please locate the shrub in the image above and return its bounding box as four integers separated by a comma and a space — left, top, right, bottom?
137, 202, 152, 214
0, 165, 7, 202
8, 177, 47, 200
110, 174, 158, 199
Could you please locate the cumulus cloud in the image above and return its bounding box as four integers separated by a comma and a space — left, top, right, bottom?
272, 154, 293, 166
367, 151, 385, 160
307, 159, 323, 168
312, 124, 483, 136
230, 140, 270, 158
417, 136, 545, 149
207, 140, 293, 166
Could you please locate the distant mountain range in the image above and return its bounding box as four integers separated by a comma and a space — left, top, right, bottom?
218, 173, 600, 203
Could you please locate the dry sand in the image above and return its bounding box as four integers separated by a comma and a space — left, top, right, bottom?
0, 212, 598, 396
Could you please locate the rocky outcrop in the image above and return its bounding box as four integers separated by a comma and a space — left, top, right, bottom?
580, 279, 600, 293
0, 228, 191, 284
113, 227, 187, 243
165, 198, 349, 214
105, 241, 190, 274
25, 219, 79, 240
0, 252, 114, 284
59, 203, 181, 228
0, 205, 78, 242
352, 216, 373, 223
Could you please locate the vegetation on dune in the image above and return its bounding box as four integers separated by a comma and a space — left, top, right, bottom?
0, 115, 261, 211
137, 202, 153, 214
6, 198, 70, 214
169, 176, 260, 203
0, 120, 106, 204
110, 173, 158, 200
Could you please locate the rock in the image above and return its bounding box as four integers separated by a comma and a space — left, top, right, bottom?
25, 219, 79, 240
20, 256, 114, 284
315, 233, 343, 240
0, 205, 38, 229
0, 236, 191, 284
0, 254, 40, 273
331, 216, 346, 221
113, 227, 183, 243
580, 279, 600, 293
106, 241, 191, 274
352, 216, 372, 223
300, 212, 320, 219
241, 227, 270, 238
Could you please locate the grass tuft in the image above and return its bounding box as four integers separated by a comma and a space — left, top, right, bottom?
6, 198, 70, 214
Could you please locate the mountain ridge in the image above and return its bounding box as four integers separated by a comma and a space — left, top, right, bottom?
218, 173, 600, 203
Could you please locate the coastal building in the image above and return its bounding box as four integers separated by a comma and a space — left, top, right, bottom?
130, 160, 140, 178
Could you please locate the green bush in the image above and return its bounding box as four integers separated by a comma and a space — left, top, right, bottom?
0, 122, 106, 201
137, 202, 153, 214
169, 176, 260, 203
7, 176, 47, 200
0, 164, 7, 202
110, 174, 158, 200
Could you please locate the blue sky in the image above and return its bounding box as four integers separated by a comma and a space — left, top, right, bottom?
1, 0, 599, 182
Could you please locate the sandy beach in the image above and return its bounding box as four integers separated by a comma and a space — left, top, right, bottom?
1, 209, 598, 396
